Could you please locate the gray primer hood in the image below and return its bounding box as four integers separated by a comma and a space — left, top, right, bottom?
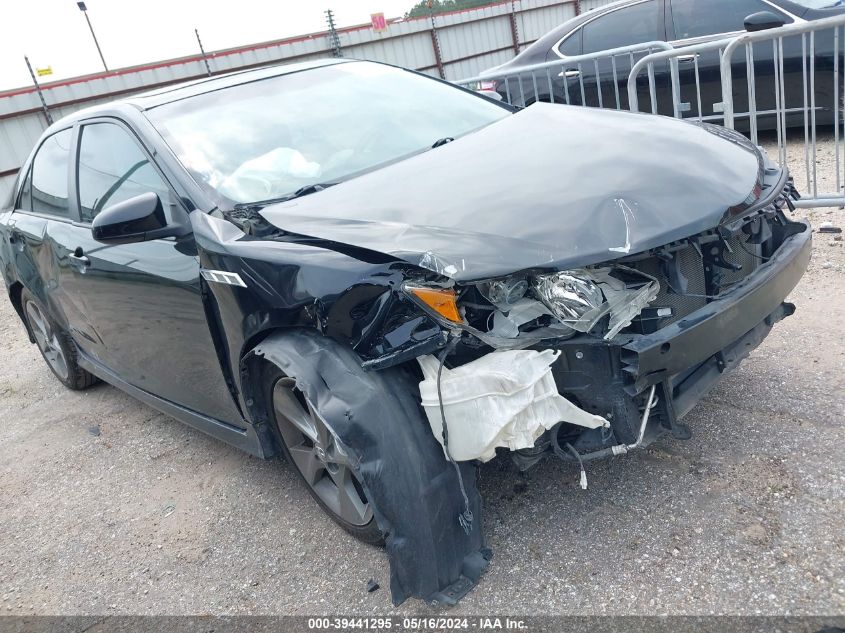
260, 103, 763, 281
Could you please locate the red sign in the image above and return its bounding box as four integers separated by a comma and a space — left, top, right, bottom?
371, 12, 388, 32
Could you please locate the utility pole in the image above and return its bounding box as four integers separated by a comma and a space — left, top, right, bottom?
428, 1, 445, 79
76, 2, 108, 72
508, 0, 521, 55
325, 9, 343, 58
24, 56, 54, 125
195, 28, 212, 76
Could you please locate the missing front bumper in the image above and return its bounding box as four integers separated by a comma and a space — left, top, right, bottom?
621, 220, 811, 393
542, 220, 811, 448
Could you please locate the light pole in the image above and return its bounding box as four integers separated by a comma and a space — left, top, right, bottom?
76, 2, 108, 72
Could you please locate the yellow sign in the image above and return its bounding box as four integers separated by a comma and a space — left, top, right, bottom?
36, 66, 53, 77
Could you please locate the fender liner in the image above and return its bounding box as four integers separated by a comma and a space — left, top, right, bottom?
241, 329, 490, 606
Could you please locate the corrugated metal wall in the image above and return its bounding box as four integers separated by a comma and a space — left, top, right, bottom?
580, 0, 624, 12
0, 0, 578, 202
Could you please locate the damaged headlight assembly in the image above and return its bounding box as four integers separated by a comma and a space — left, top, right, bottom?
477, 277, 529, 309
533, 267, 659, 339
404, 266, 659, 343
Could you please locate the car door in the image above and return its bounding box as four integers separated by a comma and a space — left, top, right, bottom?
60, 118, 245, 427
6, 128, 90, 336
548, 0, 670, 111
667, 0, 795, 126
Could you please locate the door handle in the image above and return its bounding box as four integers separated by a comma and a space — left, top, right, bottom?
558, 68, 581, 78
677, 54, 699, 63
69, 247, 90, 269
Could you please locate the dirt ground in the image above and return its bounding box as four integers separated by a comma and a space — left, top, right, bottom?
0, 133, 843, 617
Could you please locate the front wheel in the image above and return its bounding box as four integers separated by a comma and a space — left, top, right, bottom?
264, 366, 383, 545
21, 288, 97, 391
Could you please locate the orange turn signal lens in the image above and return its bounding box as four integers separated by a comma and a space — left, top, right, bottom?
406, 286, 463, 323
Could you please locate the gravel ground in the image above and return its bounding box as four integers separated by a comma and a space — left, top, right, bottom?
0, 135, 843, 617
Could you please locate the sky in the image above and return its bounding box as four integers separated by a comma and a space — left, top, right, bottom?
0, 0, 416, 91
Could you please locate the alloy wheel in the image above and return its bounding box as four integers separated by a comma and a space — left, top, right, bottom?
25, 300, 69, 381
273, 377, 373, 526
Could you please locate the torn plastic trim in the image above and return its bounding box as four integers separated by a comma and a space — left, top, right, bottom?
241, 329, 490, 606
361, 331, 448, 371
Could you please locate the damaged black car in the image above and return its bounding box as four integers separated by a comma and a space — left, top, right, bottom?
0, 59, 811, 606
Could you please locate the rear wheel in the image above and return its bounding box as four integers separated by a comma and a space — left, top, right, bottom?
21, 288, 97, 390
265, 367, 382, 545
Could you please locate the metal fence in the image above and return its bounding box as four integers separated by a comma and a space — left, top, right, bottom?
628, 13, 845, 208
455, 40, 674, 110
459, 13, 845, 209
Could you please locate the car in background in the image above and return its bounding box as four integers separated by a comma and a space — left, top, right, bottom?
481, 0, 845, 128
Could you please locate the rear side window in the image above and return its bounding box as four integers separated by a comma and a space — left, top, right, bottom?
30, 129, 72, 217
582, 0, 660, 54
77, 122, 170, 222
557, 29, 582, 57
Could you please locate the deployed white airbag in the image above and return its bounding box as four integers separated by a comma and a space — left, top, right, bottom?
417, 349, 609, 462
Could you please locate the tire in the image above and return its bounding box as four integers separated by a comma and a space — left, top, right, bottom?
21, 288, 98, 391
262, 364, 384, 546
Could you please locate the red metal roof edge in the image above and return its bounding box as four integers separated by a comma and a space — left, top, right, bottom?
0, 0, 521, 100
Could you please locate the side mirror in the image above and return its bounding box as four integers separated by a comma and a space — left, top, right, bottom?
91, 192, 178, 244
744, 11, 785, 32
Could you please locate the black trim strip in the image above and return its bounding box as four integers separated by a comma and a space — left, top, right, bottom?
75, 349, 268, 458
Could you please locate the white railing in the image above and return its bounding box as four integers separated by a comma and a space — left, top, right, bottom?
456, 14, 845, 209
454, 40, 674, 110
628, 14, 845, 209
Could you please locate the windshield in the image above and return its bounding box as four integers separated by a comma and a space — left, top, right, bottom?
146, 62, 509, 206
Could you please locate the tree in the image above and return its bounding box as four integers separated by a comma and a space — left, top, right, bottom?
405, 0, 497, 19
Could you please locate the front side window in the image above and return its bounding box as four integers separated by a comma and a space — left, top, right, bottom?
77, 122, 171, 222
30, 129, 72, 217
671, 0, 791, 40
582, 1, 660, 54
146, 61, 509, 207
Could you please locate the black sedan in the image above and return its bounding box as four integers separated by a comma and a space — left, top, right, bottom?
0, 59, 811, 605
482, 0, 845, 128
